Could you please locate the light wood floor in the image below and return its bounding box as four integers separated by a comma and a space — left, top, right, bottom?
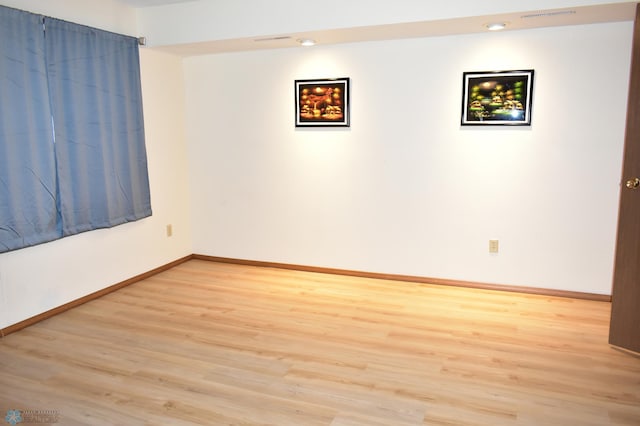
1, 260, 639, 425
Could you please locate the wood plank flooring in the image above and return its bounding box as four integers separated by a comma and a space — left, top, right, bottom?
1, 259, 639, 425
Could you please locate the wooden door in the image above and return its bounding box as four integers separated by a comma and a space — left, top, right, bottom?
609, 3, 640, 354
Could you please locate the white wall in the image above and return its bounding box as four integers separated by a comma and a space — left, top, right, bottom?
185, 22, 631, 295
0, 0, 137, 36
0, 1, 192, 328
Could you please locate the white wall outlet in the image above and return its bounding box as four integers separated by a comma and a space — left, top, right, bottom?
489, 239, 499, 253
166, 224, 173, 237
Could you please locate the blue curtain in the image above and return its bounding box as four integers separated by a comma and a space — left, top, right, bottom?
0, 5, 152, 253
0, 8, 60, 252
44, 18, 151, 236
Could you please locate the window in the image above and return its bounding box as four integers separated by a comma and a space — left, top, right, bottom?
0, 6, 151, 253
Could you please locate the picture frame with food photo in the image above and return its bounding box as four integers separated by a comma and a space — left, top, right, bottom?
461, 70, 534, 126
295, 78, 350, 127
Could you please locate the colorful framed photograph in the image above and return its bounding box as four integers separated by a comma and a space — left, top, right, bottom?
295, 78, 350, 127
461, 70, 534, 126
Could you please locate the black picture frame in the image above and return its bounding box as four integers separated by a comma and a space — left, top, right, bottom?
295, 78, 350, 127
461, 70, 534, 126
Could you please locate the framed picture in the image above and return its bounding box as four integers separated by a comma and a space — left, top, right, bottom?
461, 70, 534, 126
295, 78, 350, 127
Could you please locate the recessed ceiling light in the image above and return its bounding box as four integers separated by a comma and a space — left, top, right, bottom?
297, 38, 316, 47
486, 22, 507, 31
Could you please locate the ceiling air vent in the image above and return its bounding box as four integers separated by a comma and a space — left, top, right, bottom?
253, 36, 292, 42
521, 10, 576, 19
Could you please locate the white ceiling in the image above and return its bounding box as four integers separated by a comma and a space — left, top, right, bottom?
146, 2, 636, 56
117, 0, 195, 7
114, 0, 637, 55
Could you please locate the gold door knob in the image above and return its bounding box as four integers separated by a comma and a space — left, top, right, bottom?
625, 177, 640, 189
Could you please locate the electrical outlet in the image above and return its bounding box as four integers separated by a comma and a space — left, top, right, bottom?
166, 224, 173, 237
489, 239, 499, 253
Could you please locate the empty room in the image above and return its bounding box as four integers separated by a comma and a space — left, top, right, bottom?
1, 0, 639, 424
